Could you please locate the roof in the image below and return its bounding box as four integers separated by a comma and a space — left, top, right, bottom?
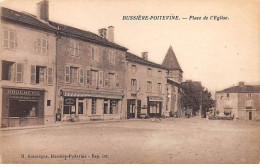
162, 46, 182, 72
1, 7, 127, 51
217, 85, 260, 93
126, 52, 167, 70
1, 7, 55, 32
49, 21, 127, 51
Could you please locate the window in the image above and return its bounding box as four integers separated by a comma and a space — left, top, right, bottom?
91, 70, 98, 87
1, 60, 14, 81
131, 79, 137, 91
47, 67, 53, 85
110, 100, 118, 114
79, 68, 84, 84
132, 65, 136, 73
2, 29, 16, 50
109, 50, 116, 64
99, 71, 103, 87
158, 83, 162, 94
109, 73, 115, 87
86, 70, 91, 85
70, 41, 80, 57
36, 38, 47, 55
31, 66, 45, 84
47, 100, 51, 106
115, 74, 119, 88
65, 66, 70, 83
104, 72, 109, 87
63, 97, 76, 114
227, 93, 229, 98
91, 98, 97, 114
91, 46, 98, 61
247, 93, 252, 98
147, 68, 152, 76
147, 81, 152, 93
71, 67, 78, 84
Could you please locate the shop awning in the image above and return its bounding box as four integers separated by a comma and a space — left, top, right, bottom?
148, 96, 163, 102
63, 91, 123, 99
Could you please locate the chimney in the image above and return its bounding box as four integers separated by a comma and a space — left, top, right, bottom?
36, 0, 49, 22
142, 52, 148, 60
238, 82, 244, 87
107, 26, 114, 43
98, 28, 107, 38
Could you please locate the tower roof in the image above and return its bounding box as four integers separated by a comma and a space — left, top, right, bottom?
162, 46, 182, 72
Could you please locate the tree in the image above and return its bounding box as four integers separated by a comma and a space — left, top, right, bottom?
180, 80, 214, 117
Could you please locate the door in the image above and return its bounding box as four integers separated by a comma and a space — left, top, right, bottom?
127, 99, 135, 119
249, 111, 252, 120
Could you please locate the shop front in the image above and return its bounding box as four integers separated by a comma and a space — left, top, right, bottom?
1, 88, 45, 127
59, 90, 124, 122
147, 96, 163, 118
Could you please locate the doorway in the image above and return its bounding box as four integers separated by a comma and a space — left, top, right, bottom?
249, 111, 252, 120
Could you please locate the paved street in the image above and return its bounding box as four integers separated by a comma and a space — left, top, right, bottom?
0, 118, 260, 164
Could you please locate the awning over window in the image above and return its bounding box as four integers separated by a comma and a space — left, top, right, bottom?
148, 96, 163, 102
63, 91, 123, 99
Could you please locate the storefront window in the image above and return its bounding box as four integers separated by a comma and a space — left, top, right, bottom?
63, 97, 76, 114
9, 100, 38, 117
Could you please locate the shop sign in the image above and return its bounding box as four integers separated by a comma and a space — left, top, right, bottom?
64, 98, 76, 105
7, 89, 41, 96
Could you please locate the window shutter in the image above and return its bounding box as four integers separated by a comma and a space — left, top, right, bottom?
16, 63, 23, 82
47, 67, 53, 85
3, 30, 9, 48
115, 73, 119, 88
65, 66, 70, 83
31, 65, 36, 84
79, 68, 84, 84
86, 69, 92, 85
99, 71, 103, 87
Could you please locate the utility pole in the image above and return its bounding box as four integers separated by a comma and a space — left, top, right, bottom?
135, 87, 141, 119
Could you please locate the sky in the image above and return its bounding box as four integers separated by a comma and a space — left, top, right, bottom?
1, 0, 260, 95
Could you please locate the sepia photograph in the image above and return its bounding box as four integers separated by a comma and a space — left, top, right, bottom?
0, 0, 259, 164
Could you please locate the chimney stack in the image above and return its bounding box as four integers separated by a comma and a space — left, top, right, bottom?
107, 26, 114, 43
142, 52, 148, 60
238, 82, 244, 87
98, 28, 107, 39
36, 0, 49, 22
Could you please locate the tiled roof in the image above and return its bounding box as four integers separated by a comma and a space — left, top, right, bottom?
162, 46, 182, 72
217, 85, 260, 93
1, 7, 55, 31
126, 52, 167, 70
49, 21, 127, 51
1, 7, 127, 51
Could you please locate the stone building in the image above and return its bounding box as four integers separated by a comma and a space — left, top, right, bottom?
48, 14, 128, 122
125, 46, 183, 118
0, 3, 57, 127
215, 82, 260, 120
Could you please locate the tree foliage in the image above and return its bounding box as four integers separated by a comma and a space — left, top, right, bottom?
180, 80, 214, 117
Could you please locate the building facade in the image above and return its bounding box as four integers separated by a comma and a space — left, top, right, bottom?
215, 82, 260, 120
48, 19, 128, 122
125, 46, 183, 118
0, 5, 57, 127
